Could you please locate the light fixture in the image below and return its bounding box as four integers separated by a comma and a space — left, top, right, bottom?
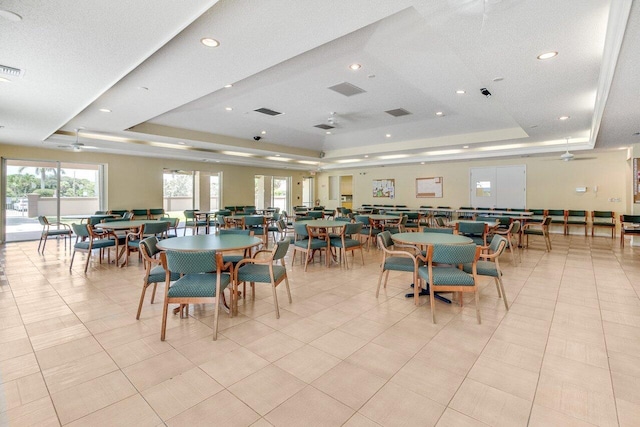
364, 155, 369, 158
177, 141, 186, 145
201, 38, 220, 47
385, 134, 391, 138
559, 115, 570, 120
275, 154, 281, 157
455, 90, 465, 94
435, 111, 444, 116
224, 84, 233, 88
463, 145, 469, 149
492, 77, 504, 82
537, 51, 558, 60
420, 162, 425, 165
349, 63, 361, 70
261, 130, 267, 135
137, 86, 149, 91
225, 107, 233, 111
98, 108, 111, 113
326, 131, 332, 135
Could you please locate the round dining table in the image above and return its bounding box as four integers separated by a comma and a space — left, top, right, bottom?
156, 234, 263, 252
297, 220, 347, 266
63, 214, 118, 223
392, 232, 473, 304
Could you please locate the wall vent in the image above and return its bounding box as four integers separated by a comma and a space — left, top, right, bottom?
254, 107, 283, 116
328, 82, 366, 97
0, 64, 23, 78
314, 124, 335, 130
385, 108, 411, 117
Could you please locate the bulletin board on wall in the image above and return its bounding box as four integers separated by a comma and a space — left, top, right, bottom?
416, 177, 443, 198
372, 179, 395, 198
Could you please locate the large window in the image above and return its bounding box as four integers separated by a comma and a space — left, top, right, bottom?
2, 158, 103, 242
163, 170, 195, 216
210, 173, 221, 210
255, 175, 290, 212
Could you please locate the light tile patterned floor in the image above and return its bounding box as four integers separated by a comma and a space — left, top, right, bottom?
1, 233, 639, 426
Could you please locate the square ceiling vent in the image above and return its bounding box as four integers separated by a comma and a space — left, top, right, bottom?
328, 82, 366, 97
254, 108, 283, 116
385, 108, 411, 117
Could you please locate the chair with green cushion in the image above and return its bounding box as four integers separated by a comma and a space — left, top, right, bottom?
276, 219, 294, 244
376, 231, 422, 304
403, 212, 421, 231
422, 226, 453, 234
330, 222, 364, 269
491, 220, 520, 264
37, 216, 72, 253
243, 207, 256, 214
307, 210, 324, 219
620, 214, 640, 247
385, 214, 407, 234
137, 237, 180, 319
234, 240, 291, 318
219, 229, 254, 266
165, 217, 180, 238
356, 215, 380, 250
564, 210, 587, 236
547, 209, 565, 231
455, 221, 488, 246
131, 209, 149, 219
183, 210, 208, 235
243, 215, 267, 246
70, 223, 118, 273
125, 221, 170, 266
149, 208, 166, 219
462, 235, 509, 311
108, 209, 128, 217
529, 209, 545, 221
523, 216, 552, 251
292, 222, 328, 271
122, 211, 134, 220
418, 243, 481, 323
591, 210, 615, 238
161, 250, 230, 340
295, 216, 313, 222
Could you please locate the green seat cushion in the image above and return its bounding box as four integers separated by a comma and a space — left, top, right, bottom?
74, 239, 115, 250
329, 237, 361, 248
419, 266, 475, 286
523, 229, 544, 235
223, 254, 245, 264
147, 265, 180, 284
294, 238, 327, 250
237, 264, 286, 283
384, 256, 419, 272
45, 229, 72, 236
463, 261, 499, 277
168, 273, 230, 298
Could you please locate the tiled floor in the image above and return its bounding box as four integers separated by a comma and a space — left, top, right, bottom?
1, 233, 639, 426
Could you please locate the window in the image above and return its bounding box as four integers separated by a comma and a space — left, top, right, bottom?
163, 170, 194, 216
2, 158, 104, 242
209, 173, 221, 210
255, 175, 290, 212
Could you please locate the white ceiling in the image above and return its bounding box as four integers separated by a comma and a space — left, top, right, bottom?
1, 0, 638, 171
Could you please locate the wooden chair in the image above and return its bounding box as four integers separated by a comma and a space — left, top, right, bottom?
620, 214, 640, 247
463, 235, 510, 311
329, 222, 364, 269
70, 223, 118, 273
591, 211, 615, 238
565, 210, 587, 236
137, 237, 180, 319
522, 216, 552, 251
37, 215, 72, 253
376, 231, 422, 305
161, 250, 230, 340
291, 222, 328, 271
418, 243, 482, 323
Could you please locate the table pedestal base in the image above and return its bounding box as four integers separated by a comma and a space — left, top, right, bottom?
404, 284, 452, 304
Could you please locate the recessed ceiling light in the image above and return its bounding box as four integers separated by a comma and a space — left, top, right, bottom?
225, 107, 233, 111
216, 160, 221, 163
261, 130, 267, 135
492, 77, 504, 82
224, 84, 233, 88
558, 115, 570, 120
537, 51, 558, 60
177, 141, 186, 145
364, 155, 369, 158
385, 134, 391, 138
463, 145, 469, 149
435, 111, 444, 116
275, 154, 281, 157
455, 90, 465, 94
420, 162, 425, 165
201, 38, 220, 47
349, 63, 361, 70
99, 108, 111, 113
326, 131, 332, 135
0, 77, 10, 83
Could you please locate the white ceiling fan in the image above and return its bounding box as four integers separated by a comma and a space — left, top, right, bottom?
560, 137, 575, 161
57, 128, 98, 152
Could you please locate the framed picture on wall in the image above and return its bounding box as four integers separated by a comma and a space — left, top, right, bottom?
416, 177, 443, 198
373, 179, 395, 198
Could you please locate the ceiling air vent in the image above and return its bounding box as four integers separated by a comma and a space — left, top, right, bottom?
254, 108, 282, 116
385, 108, 411, 117
328, 82, 366, 97
0, 64, 23, 78
314, 124, 335, 130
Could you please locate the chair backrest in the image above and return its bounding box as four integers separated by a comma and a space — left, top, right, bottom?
567, 210, 586, 217
547, 209, 564, 217
243, 207, 256, 214
511, 220, 521, 233
109, 209, 128, 217
296, 216, 313, 222
344, 222, 363, 237
435, 217, 446, 227
38, 215, 48, 226
89, 216, 105, 226
531, 209, 545, 215
149, 208, 165, 218
457, 221, 486, 235
355, 215, 370, 224
294, 222, 310, 238
184, 210, 197, 219
71, 223, 90, 238
166, 217, 180, 228
243, 216, 265, 227
122, 212, 134, 220
308, 210, 323, 219
132, 209, 149, 219
432, 243, 479, 265
272, 239, 290, 260
276, 219, 287, 233
165, 250, 217, 274
143, 221, 170, 236
621, 214, 640, 224
593, 210, 614, 220
423, 227, 453, 234
335, 217, 351, 223
94, 210, 108, 215
140, 236, 160, 258
542, 216, 553, 226
487, 235, 508, 255
377, 230, 393, 250
219, 229, 251, 236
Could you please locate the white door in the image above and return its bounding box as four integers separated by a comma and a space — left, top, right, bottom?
470, 165, 526, 209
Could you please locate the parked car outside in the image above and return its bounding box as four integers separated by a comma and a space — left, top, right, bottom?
13, 198, 28, 211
